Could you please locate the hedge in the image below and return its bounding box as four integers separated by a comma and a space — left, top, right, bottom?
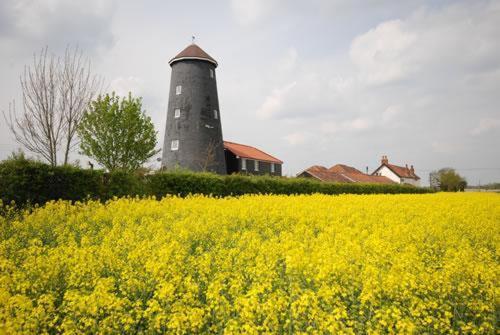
148, 172, 432, 197
0, 158, 432, 206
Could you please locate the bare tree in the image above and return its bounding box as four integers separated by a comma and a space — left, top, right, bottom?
3, 46, 101, 166
59, 46, 101, 164
4, 48, 62, 166
197, 139, 219, 172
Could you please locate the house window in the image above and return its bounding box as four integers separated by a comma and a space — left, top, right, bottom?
176, 85, 182, 95
241, 158, 247, 170
210, 69, 214, 78
171, 140, 179, 151
174, 109, 180, 118
271, 163, 275, 173
254, 160, 259, 171
214, 110, 218, 119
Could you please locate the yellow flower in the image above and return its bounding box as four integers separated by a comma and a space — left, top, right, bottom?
0, 193, 498, 333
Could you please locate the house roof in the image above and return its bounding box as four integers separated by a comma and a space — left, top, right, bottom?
298, 165, 395, 184
169, 44, 218, 67
224, 141, 283, 164
308, 165, 329, 172
299, 169, 353, 183
343, 173, 394, 184
374, 163, 420, 180
328, 164, 364, 174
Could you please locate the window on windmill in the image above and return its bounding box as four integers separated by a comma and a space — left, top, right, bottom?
174, 109, 180, 118
241, 158, 247, 170
171, 140, 179, 151
271, 163, 275, 173
210, 69, 214, 78
213, 110, 218, 119
254, 160, 259, 171
176, 85, 182, 95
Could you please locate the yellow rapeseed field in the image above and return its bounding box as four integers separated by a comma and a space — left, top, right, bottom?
0, 193, 499, 334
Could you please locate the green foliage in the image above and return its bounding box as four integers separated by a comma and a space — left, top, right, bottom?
78, 92, 160, 172
148, 172, 432, 198
0, 157, 144, 207
0, 158, 433, 206
431, 168, 467, 192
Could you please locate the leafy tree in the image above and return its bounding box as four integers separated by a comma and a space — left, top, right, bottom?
431, 168, 467, 192
78, 93, 160, 171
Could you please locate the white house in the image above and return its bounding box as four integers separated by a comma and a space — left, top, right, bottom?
372, 155, 420, 186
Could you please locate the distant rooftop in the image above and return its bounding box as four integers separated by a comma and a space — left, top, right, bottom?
169, 43, 218, 67
298, 165, 395, 184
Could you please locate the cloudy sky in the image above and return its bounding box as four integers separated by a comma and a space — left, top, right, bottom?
1, 0, 499, 184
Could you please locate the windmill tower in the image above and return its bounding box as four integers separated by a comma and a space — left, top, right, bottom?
161, 42, 226, 174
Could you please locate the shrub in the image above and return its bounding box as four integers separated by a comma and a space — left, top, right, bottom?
0, 158, 144, 206
0, 156, 101, 205
0, 158, 432, 206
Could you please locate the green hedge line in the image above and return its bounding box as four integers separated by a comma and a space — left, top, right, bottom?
0, 158, 432, 206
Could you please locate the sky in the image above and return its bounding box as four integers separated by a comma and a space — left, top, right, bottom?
1, 0, 499, 185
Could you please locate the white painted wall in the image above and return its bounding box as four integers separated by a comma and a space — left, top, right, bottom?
374, 166, 420, 186
375, 166, 400, 183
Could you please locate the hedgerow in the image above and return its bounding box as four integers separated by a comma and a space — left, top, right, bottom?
0, 158, 432, 206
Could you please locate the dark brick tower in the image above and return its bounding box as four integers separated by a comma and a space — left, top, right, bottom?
161, 43, 226, 174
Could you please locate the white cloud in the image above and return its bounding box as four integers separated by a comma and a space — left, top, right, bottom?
0, 0, 115, 56
110, 76, 145, 97
321, 117, 372, 134
256, 81, 296, 119
350, 19, 417, 85
470, 118, 500, 136
282, 131, 310, 146
349, 2, 500, 87
277, 48, 298, 72
382, 105, 401, 123
230, 0, 276, 25
431, 141, 458, 154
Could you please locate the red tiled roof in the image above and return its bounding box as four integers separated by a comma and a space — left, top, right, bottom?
328, 164, 364, 174
375, 163, 420, 180
298, 165, 395, 184
169, 44, 218, 67
308, 165, 329, 172
224, 141, 283, 164
343, 173, 394, 184
299, 170, 353, 183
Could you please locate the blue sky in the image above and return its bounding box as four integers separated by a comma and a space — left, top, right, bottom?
1, 0, 499, 184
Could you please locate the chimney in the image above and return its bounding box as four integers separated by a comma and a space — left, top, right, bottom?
410, 165, 415, 174
405, 164, 409, 170
381, 155, 389, 165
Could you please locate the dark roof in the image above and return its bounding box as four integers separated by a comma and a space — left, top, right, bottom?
169, 44, 218, 67
374, 163, 420, 180
224, 141, 283, 164
298, 165, 395, 184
